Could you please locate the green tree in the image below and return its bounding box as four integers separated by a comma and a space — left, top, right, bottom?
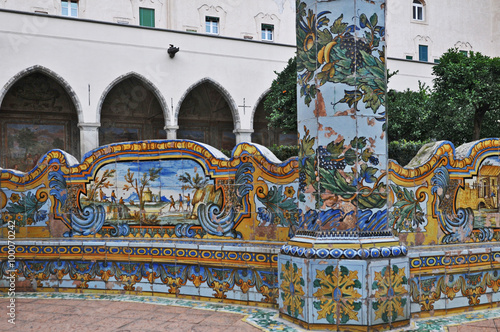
430, 49, 500, 143
387, 82, 431, 142
264, 57, 297, 134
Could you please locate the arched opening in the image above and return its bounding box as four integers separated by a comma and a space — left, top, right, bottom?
252, 94, 297, 147
177, 81, 236, 150
99, 76, 166, 145
0, 71, 80, 171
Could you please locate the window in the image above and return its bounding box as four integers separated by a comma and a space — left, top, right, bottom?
205, 16, 219, 34
405, 55, 413, 60
261, 24, 274, 41
434, 59, 440, 64
61, 1, 78, 18
460, 50, 468, 56
412, 0, 424, 21
139, 8, 155, 27
419, 45, 428, 62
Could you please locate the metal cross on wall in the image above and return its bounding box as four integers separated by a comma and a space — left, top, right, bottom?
238, 98, 251, 114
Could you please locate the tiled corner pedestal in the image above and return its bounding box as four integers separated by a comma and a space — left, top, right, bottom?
278, 236, 410, 331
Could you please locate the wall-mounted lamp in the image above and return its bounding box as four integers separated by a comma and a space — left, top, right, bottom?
168, 44, 179, 58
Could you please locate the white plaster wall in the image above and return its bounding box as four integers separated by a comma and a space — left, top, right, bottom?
386, 58, 434, 91
1, 0, 296, 44
0, 10, 295, 154
169, 0, 295, 43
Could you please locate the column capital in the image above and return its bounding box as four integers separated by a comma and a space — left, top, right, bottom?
78, 122, 101, 130
232, 128, 254, 134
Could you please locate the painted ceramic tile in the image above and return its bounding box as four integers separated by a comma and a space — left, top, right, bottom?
311, 262, 365, 325
279, 258, 306, 320
356, 115, 387, 156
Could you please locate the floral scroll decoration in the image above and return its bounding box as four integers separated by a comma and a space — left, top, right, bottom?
1, 190, 48, 227
410, 271, 500, 311
297, 0, 386, 117
198, 162, 254, 239
372, 265, 408, 323
49, 169, 105, 237
256, 184, 298, 237
280, 261, 306, 318
431, 166, 475, 243
389, 184, 428, 232
313, 266, 362, 324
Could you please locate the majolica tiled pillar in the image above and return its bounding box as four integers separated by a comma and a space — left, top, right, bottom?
278, 0, 409, 330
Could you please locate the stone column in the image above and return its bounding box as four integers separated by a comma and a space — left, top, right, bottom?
78, 122, 100, 157
233, 129, 253, 144
278, 0, 409, 330
164, 125, 178, 140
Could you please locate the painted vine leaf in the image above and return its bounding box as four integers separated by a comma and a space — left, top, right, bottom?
299, 134, 384, 210
256, 185, 298, 226
389, 184, 426, 232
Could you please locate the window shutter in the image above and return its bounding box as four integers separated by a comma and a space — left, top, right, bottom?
419, 45, 428, 62
140, 8, 155, 27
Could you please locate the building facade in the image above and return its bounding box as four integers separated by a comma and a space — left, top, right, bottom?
1, 0, 500, 170
386, 0, 500, 91
0, 0, 296, 170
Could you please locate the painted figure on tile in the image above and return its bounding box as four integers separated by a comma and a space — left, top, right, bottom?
185, 193, 191, 212
178, 194, 183, 211
111, 190, 117, 203
169, 195, 176, 212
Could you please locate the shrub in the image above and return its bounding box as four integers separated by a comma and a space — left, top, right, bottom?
388, 139, 431, 167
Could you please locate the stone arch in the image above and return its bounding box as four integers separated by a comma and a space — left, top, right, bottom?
0, 65, 82, 170
250, 88, 271, 130
97, 72, 170, 145
175, 77, 239, 129
96, 72, 170, 124
0, 65, 83, 123
251, 88, 297, 147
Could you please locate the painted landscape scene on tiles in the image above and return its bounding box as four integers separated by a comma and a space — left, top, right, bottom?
81, 159, 219, 226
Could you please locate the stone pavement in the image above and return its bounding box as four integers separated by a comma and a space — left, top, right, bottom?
1, 293, 500, 331
447, 318, 500, 332
0, 297, 265, 332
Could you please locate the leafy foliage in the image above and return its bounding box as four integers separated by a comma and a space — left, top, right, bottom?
86, 169, 116, 201
431, 49, 500, 143
387, 83, 431, 142
388, 140, 430, 166
388, 49, 500, 148
263, 57, 298, 134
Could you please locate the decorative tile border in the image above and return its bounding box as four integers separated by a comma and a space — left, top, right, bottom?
410, 252, 496, 273
0, 241, 280, 268
280, 244, 407, 259
1, 259, 279, 305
